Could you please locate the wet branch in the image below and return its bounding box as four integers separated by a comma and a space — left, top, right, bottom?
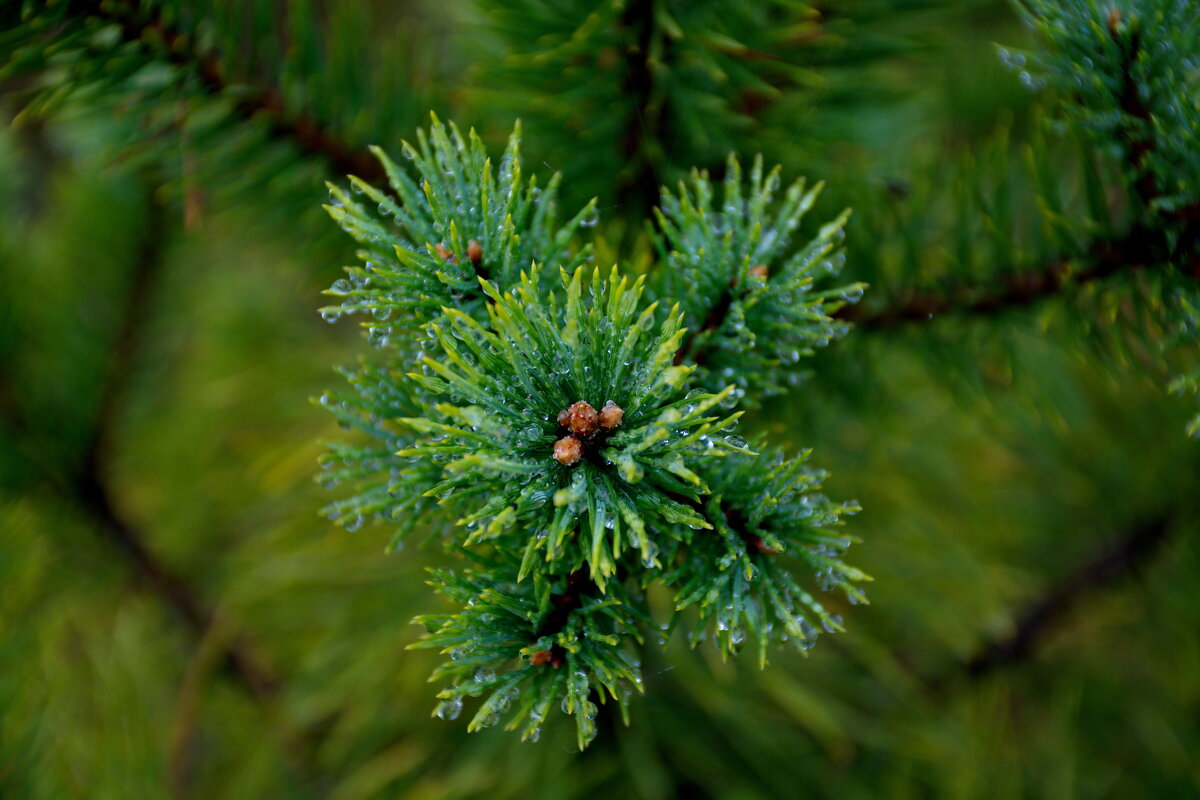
61, 181, 334, 792
74, 180, 281, 699
617, 0, 664, 217
841, 23, 1198, 333
92, 0, 382, 181
836, 229, 1159, 330
957, 514, 1174, 683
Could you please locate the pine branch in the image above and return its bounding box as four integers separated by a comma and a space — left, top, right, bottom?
843, 6, 1199, 333
2, 84, 60, 220
959, 513, 1174, 682
88, 0, 381, 181
1115, 19, 1159, 206
72, 178, 282, 701
617, 0, 662, 215
839, 220, 1200, 331
838, 233, 1145, 329
75, 468, 282, 696
63, 181, 335, 790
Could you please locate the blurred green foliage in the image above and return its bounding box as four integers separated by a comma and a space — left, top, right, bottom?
2, 0, 1198, 798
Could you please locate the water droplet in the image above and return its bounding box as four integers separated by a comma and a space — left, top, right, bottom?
437, 696, 463, 720
641, 540, 659, 568
475, 668, 495, 683
716, 607, 733, 632
495, 688, 518, 713
580, 716, 597, 747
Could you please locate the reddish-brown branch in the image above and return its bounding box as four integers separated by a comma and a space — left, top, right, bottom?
837, 234, 1149, 330
960, 514, 1174, 682
62, 180, 331, 789
838, 218, 1200, 331
617, 0, 664, 217
840, 21, 1200, 333
75, 178, 282, 700
531, 570, 598, 668
93, 0, 382, 181
674, 281, 735, 366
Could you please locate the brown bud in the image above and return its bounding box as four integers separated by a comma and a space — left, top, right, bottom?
530, 650, 552, 667
1108, 7, 1121, 34
434, 242, 456, 263
749, 534, 780, 555
466, 239, 483, 266
749, 264, 769, 281
598, 400, 624, 430
553, 435, 583, 466
560, 400, 599, 437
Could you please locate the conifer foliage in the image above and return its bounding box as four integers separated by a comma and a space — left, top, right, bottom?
319, 116, 865, 747
4, 0, 1199, 790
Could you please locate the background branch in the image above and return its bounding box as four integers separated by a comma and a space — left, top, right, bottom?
53, 178, 330, 791
948, 513, 1175, 685
71, 177, 280, 700
617, 0, 663, 216
839, 222, 1200, 330
93, 0, 382, 181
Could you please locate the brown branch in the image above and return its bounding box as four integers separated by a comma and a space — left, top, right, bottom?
90, 0, 381, 181
63, 179, 333, 791
836, 233, 1150, 330
74, 178, 281, 699
673, 280, 735, 366
617, 0, 664, 217
1113, 16, 1158, 206
676, 229, 1161, 359
956, 514, 1174, 684
837, 221, 1200, 331
840, 20, 1200, 333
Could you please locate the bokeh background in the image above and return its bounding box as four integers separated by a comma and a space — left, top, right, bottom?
2, 1, 1198, 798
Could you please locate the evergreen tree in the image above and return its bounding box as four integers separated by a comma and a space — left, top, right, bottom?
1, 0, 1197, 796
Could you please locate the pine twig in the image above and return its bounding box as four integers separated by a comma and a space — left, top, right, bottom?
837, 233, 1148, 330
68, 180, 335, 792
843, 21, 1198, 333
74, 177, 282, 700
839, 222, 1200, 331
957, 513, 1174, 683
91, 0, 382, 181
617, 0, 663, 216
